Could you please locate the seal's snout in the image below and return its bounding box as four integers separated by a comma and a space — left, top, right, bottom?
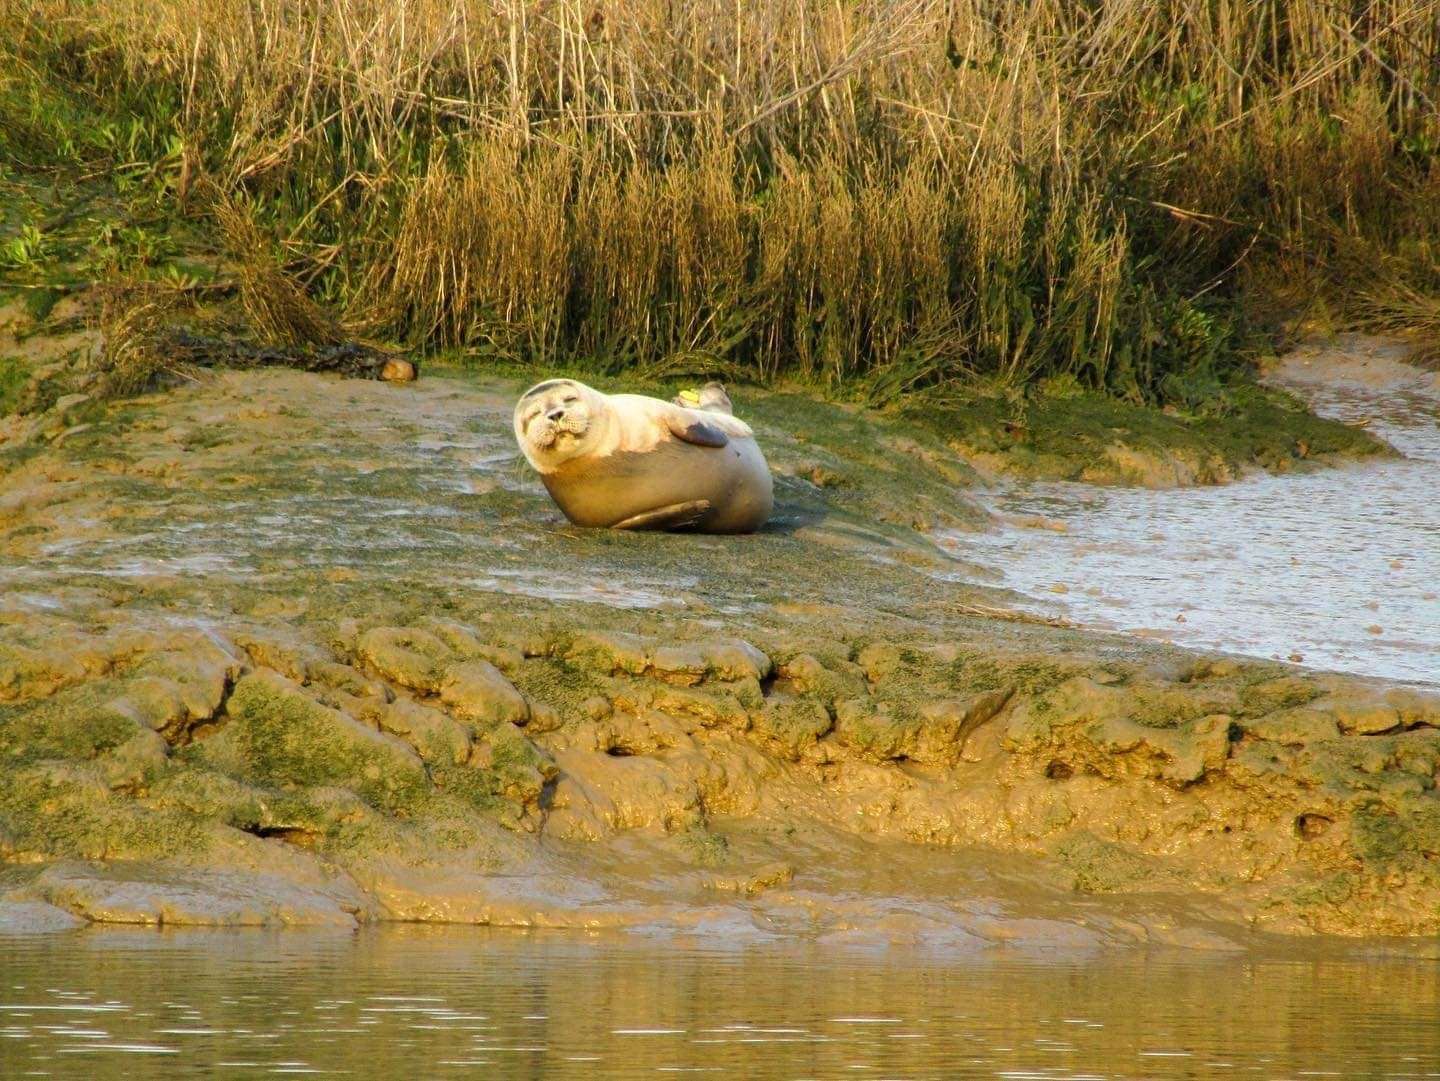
547, 407, 566, 422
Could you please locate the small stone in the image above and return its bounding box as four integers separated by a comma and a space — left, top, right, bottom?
380, 359, 417, 382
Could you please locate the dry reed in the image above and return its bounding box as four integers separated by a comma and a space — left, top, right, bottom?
6, 0, 1439, 398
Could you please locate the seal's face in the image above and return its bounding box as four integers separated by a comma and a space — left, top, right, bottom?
514, 379, 600, 467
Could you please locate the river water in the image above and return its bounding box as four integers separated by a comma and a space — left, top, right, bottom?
949, 339, 1440, 686
3, 927, 1439, 1079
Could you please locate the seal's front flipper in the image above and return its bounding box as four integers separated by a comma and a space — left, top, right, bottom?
666, 414, 730, 448
612, 500, 712, 531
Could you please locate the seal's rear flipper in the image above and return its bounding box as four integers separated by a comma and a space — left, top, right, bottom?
612, 500, 712, 531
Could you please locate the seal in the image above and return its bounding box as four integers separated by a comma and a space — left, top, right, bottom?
513, 378, 773, 532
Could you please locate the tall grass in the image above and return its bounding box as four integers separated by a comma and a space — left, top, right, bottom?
3, 0, 1439, 401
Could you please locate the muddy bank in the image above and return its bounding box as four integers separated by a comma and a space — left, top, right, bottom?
1, 333, 1438, 944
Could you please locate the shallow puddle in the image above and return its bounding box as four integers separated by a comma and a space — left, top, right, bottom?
2, 927, 1439, 1079
952, 341, 1440, 686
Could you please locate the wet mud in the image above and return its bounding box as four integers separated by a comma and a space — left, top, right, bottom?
952, 336, 1440, 685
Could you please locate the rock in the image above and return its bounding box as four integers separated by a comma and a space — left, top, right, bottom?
1082, 713, 1233, 784
308, 659, 391, 702
379, 698, 473, 765
1003, 677, 1125, 753
525, 701, 563, 733
1386, 688, 1440, 729
1322, 694, 1402, 735
1241, 676, 1321, 714
16, 861, 364, 927
427, 621, 524, 672
919, 689, 1014, 760
0, 640, 104, 702
355, 626, 452, 692
566, 631, 650, 675
753, 696, 833, 758
778, 652, 867, 705
109, 676, 189, 733
100, 728, 170, 790
856, 641, 904, 683
644, 684, 750, 731
469, 723, 557, 809
835, 688, 1013, 766
696, 639, 772, 682
440, 660, 529, 726
650, 644, 709, 684
651, 638, 771, 685
0, 899, 87, 933
380, 358, 416, 382
1241, 708, 1341, 745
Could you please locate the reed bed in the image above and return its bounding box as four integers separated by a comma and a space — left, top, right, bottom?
4, 0, 1438, 400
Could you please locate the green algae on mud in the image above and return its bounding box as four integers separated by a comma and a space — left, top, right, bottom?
911, 378, 1388, 486
1, 359, 1438, 942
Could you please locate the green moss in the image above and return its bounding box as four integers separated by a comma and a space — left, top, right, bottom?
752, 697, 833, 757
506, 657, 610, 720
486, 724, 554, 792
1053, 831, 1169, 894
146, 766, 269, 828
428, 761, 507, 816
676, 826, 730, 868
0, 760, 206, 860
0, 682, 142, 764
944, 651, 1076, 697
202, 672, 431, 813
1239, 675, 1323, 717
834, 707, 916, 760
914, 380, 1384, 484
1350, 802, 1440, 867
0, 354, 28, 415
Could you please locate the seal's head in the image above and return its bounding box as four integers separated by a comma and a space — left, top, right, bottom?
513, 378, 606, 469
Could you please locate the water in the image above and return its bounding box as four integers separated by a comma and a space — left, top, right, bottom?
2, 927, 1439, 1079
951, 341, 1440, 686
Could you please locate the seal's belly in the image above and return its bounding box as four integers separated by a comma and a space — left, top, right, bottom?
542, 439, 773, 532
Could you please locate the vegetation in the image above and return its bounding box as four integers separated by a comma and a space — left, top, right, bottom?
2, 0, 1438, 405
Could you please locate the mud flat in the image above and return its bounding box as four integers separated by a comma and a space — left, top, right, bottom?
2, 335, 1439, 947
952, 336, 1440, 685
